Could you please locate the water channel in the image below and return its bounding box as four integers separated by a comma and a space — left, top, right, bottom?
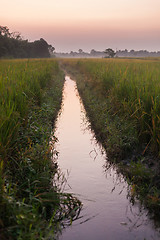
54, 75, 160, 240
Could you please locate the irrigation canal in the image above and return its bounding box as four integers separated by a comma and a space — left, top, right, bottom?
54, 75, 160, 240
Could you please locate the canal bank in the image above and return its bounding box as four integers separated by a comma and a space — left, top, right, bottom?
53, 75, 160, 240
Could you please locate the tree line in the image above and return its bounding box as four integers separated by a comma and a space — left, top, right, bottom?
0, 26, 55, 58
55, 48, 160, 58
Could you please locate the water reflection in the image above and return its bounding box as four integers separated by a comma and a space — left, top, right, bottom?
54, 76, 160, 240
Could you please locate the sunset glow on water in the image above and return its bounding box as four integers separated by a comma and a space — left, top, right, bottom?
54, 76, 160, 240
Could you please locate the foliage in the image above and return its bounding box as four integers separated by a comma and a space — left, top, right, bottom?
0, 26, 55, 58
104, 48, 116, 58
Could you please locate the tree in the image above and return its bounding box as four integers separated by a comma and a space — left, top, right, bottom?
0, 26, 11, 37
48, 44, 55, 55
90, 49, 96, 56
11, 31, 22, 40
0, 26, 55, 58
104, 48, 116, 58
33, 38, 50, 58
78, 49, 83, 54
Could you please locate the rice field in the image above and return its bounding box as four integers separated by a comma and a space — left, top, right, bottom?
59, 57, 160, 216
0, 59, 81, 239
61, 58, 160, 157
1, 57, 160, 237
0, 59, 60, 160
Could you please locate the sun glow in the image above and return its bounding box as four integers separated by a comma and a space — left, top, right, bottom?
1, 0, 160, 51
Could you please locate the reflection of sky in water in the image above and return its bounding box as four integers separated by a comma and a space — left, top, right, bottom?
54, 76, 160, 240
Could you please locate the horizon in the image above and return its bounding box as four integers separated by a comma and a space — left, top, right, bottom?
1, 0, 160, 52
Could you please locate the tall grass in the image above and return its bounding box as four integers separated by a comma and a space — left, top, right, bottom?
60, 58, 160, 215
0, 59, 81, 239
62, 58, 160, 156
0, 59, 59, 160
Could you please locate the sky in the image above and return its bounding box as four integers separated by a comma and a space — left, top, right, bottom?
1, 0, 160, 52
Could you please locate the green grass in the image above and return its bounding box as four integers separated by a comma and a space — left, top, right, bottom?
61, 58, 160, 156
0, 59, 81, 240
60, 58, 160, 217
0, 59, 59, 159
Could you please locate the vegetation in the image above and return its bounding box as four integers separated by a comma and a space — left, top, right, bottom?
60, 58, 160, 216
0, 26, 55, 58
0, 59, 81, 240
104, 48, 116, 58
55, 49, 160, 58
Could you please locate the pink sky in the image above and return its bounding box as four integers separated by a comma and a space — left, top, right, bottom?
1, 0, 160, 52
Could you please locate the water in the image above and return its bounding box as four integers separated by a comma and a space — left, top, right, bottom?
54, 76, 160, 240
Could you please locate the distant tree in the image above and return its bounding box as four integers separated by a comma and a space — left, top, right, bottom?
11, 31, 22, 40
70, 51, 76, 56
90, 49, 96, 55
130, 49, 135, 55
78, 49, 83, 54
104, 48, 116, 58
33, 38, 50, 58
0, 25, 55, 58
0, 26, 11, 37
48, 44, 55, 55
